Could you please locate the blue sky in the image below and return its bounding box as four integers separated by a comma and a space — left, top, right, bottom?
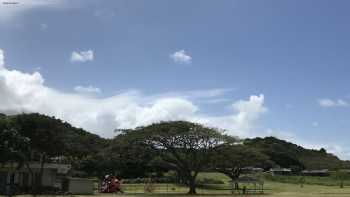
1, 0, 350, 159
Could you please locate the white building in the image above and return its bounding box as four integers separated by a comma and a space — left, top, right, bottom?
0, 163, 71, 194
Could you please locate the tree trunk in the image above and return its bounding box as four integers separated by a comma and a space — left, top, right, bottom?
188, 177, 196, 195
227, 168, 241, 191
25, 163, 35, 194
8, 173, 14, 197
38, 154, 46, 193
234, 182, 239, 190
7, 162, 15, 197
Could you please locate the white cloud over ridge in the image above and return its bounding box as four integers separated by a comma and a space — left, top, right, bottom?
170, 50, 192, 64
0, 49, 267, 138
2, 49, 350, 159
194, 94, 267, 138
71, 50, 94, 62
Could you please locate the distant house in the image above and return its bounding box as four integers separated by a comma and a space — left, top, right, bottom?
301, 169, 329, 177
270, 168, 292, 176
0, 163, 71, 194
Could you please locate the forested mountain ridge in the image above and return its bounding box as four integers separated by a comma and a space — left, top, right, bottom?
1, 113, 349, 174
0, 113, 110, 159
245, 137, 350, 170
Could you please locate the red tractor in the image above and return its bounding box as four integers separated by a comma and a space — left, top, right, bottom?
100, 175, 123, 193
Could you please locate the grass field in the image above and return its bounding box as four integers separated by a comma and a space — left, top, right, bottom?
107, 172, 350, 197
97, 182, 350, 197
5, 172, 350, 197
6, 182, 350, 197
264, 174, 350, 186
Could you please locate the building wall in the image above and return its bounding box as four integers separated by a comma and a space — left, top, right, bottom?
0, 169, 57, 187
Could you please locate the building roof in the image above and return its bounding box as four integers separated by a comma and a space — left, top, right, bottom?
1, 163, 71, 174
270, 168, 292, 172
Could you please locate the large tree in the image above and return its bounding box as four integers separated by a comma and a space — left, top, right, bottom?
0, 115, 30, 165
122, 121, 232, 194
11, 113, 67, 192
108, 131, 155, 178
78, 132, 155, 179
0, 115, 30, 197
212, 144, 271, 189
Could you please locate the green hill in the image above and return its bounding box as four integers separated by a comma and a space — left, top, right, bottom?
245, 137, 350, 170
2, 113, 349, 172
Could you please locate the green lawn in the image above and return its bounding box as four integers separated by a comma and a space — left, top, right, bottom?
7, 182, 350, 197
6, 172, 350, 197
115, 172, 350, 196
100, 182, 350, 196
265, 174, 350, 186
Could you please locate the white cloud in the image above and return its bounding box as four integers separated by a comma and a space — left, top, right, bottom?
0, 49, 265, 138
229, 94, 267, 132
70, 50, 94, 63
2, 49, 350, 160
170, 50, 192, 64
74, 85, 101, 94
194, 94, 267, 138
149, 88, 233, 102
318, 98, 348, 107
0, 49, 4, 67
0, 0, 65, 22
0, 66, 198, 137
0, 49, 269, 141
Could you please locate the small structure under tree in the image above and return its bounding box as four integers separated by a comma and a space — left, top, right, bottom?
230, 176, 264, 194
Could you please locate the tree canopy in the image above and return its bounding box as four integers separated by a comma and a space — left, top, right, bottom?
212, 144, 272, 180
118, 121, 233, 194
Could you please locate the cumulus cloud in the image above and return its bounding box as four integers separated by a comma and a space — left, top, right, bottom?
194, 94, 267, 138
74, 85, 101, 94
70, 50, 94, 63
3, 49, 349, 159
149, 88, 233, 102
0, 66, 198, 137
170, 50, 192, 64
318, 98, 348, 107
0, 49, 268, 139
0, 49, 200, 137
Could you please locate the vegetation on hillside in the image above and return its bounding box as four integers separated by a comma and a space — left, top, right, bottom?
1, 113, 350, 195
245, 137, 350, 170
